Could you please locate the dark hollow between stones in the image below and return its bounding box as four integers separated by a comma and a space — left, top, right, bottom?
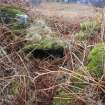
32, 48, 64, 59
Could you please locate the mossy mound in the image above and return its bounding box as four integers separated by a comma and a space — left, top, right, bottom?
24, 37, 65, 51
87, 43, 105, 78
75, 19, 101, 40
23, 37, 66, 58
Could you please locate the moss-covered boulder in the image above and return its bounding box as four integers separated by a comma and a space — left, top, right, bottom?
0, 5, 29, 35
21, 19, 68, 58
87, 43, 105, 78
0, 6, 25, 23
75, 19, 101, 40
0, 6, 24, 17
23, 37, 66, 58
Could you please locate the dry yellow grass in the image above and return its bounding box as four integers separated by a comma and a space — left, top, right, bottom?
36, 3, 101, 23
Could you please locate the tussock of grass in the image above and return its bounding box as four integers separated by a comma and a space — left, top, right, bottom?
75, 19, 101, 40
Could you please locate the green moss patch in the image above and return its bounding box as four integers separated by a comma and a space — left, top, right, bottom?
87, 43, 105, 78
24, 37, 65, 50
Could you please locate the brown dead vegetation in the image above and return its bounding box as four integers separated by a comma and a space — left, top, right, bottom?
0, 2, 105, 105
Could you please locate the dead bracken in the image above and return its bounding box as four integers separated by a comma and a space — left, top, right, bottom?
0, 1, 105, 105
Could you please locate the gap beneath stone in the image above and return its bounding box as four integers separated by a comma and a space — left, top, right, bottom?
32, 48, 64, 59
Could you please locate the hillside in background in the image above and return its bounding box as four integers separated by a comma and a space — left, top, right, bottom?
31, 0, 105, 7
